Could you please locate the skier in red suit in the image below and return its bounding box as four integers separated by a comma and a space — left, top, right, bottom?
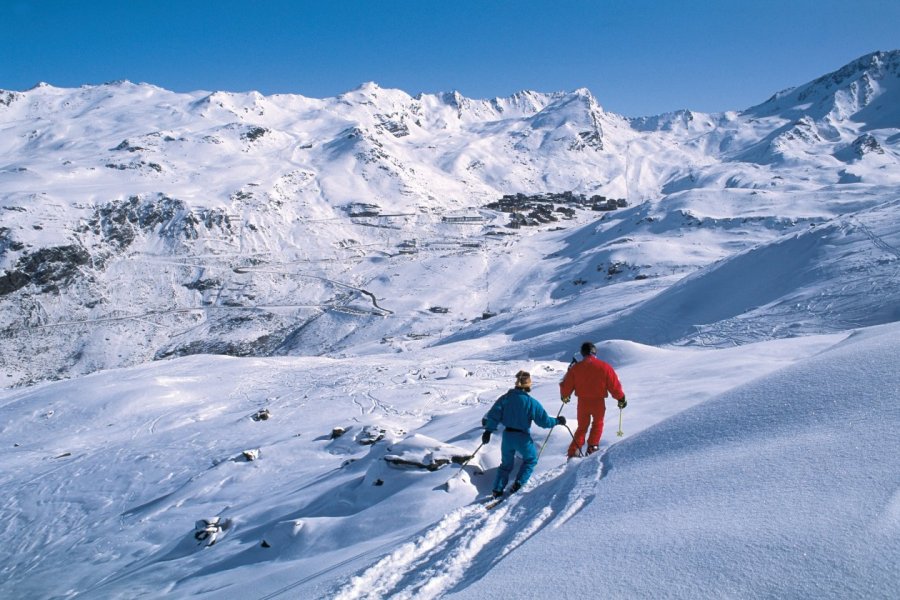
559, 341, 627, 458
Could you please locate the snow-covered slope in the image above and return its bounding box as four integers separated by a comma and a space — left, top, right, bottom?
449, 322, 900, 600
2, 51, 899, 387
5, 324, 895, 599
1, 324, 896, 598
0, 51, 899, 599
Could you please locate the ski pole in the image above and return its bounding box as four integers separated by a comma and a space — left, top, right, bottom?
617, 407, 624, 437
441, 441, 484, 490
537, 401, 566, 460
561, 423, 585, 457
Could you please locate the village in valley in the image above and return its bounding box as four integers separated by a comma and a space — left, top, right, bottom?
484, 191, 628, 228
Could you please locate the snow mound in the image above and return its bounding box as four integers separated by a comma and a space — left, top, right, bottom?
443, 367, 470, 380
593, 339, 672, 367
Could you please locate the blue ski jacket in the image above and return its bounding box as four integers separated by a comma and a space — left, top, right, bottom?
483, 388, 557, 433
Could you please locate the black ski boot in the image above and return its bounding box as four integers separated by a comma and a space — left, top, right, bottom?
587, 445, 600, 455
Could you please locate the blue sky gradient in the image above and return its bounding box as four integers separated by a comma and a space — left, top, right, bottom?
3, 0, 899, 116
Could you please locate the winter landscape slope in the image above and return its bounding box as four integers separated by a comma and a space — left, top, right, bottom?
0, 51, 898, 599
2, 50, 899, 386
448, 323, 900, 600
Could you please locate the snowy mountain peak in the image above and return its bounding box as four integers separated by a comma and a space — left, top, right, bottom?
500, 89, 560, 113
355, 81, 382, 92
340, 81, 402, 102
551, 87, 600, 110
818, 49, 900, 86
744, 50, 900, 123
569, 86, 594, 99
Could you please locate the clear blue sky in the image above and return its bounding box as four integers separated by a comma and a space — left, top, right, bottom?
3, 0, 899, 117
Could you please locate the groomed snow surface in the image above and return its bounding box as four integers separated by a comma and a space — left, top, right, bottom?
1, 324, 897, 599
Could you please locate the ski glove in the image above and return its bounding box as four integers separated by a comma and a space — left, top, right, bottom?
561, 395, 571, 404
482, 430, 492, 444
557, 416, 567, 426
618, 396, 627, 409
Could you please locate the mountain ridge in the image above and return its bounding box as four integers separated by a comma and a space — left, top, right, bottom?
1, 51, 899, 387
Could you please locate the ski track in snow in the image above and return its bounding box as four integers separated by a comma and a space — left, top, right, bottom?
853, 216, 900, 259
328, 453, 605, 600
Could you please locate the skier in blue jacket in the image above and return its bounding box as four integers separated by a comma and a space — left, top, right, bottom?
482, 370, 565, 498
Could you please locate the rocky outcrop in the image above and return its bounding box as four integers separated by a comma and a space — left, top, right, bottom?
0, 244, 90, 295
851, 133, 884, 157
84, 194, 235, 251
0, 90, 21, 107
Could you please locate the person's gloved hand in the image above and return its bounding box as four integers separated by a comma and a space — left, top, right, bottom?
482, 430, 492, 444
561, 395, 571, 404
618, 396, 627, 409
557, 416, 567, 426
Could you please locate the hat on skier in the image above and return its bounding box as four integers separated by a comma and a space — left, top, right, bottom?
580, 341, 597, 357
514, 370, 532, 392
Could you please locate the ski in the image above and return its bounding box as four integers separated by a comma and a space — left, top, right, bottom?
475, 493, 504, 510
482, 490, 518, 510
483, 496, 507, 510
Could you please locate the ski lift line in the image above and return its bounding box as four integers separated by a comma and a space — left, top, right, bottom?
236, 258, 357, 268
358, 212, 416, 218
124, 260, 228, 271
131, 250, 272, 259
351, 222, 403, 230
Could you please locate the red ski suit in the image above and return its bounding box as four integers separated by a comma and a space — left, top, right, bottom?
559, 354, 625, 457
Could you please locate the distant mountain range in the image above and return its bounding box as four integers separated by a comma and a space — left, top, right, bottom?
1, 50, 898, 387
